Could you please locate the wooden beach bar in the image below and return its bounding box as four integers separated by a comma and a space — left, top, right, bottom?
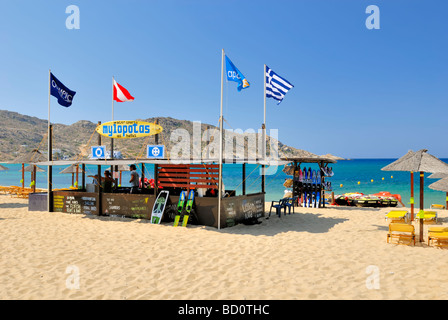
28, 158, 281, 228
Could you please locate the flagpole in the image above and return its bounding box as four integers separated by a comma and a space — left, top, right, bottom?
47, 69, 52, 212
263, 64, 266, 160
111, 77, 114, 163
218, 49, 225, 230
112, 76, 115, 121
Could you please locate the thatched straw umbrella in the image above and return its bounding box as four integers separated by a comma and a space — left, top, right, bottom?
21, 164, 45, 192
382, 149, 448, 242
60, 164, 81, 187
429, 177, 448, 193
12, 149, 47, 189
107, 165, 129, 186
428, 173, 448, 209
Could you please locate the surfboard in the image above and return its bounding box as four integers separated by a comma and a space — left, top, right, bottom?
181, 189, 195, 227
174, 190, 187, 227
151, 190, 169, 224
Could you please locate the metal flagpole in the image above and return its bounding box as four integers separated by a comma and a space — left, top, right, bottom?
47, 69, 52, 212
112, 76, 115, 121
218, 49, 225, 230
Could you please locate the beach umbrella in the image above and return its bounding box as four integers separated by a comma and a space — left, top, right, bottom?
11, 149, 47, 188
428, 173, 448, 209
60, 164, 81, 187
107, 164, 129, 186
21, 164, 45, 191
429, 177, 448, 192
427, 172, 448, 179
382, 149, 448, 242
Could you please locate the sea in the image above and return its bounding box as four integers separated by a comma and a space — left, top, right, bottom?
2, 159, 447, 209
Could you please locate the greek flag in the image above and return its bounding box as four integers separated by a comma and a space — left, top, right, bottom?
265, 65, 293, 104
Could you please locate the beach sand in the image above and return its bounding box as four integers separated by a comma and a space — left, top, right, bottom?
1, 194, 447, 300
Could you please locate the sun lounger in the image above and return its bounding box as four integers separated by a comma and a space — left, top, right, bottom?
387, 223, 415, 245
415, 210, 438, 224
431, 204, 445, 210
428, 231, 448, 247
385, 210, 409, 223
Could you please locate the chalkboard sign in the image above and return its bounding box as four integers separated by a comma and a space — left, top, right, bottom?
102, 194, 155, 219
53, 191, 98, 215
221, 193, 265, 224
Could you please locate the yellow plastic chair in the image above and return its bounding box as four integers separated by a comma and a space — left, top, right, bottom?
387, 223, 415, 246
386, 210, 409, 223
428, 231, 448, 247
416, 210, 438, 224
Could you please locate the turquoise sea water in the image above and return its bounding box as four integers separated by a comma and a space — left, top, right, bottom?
2, 159, 447, 209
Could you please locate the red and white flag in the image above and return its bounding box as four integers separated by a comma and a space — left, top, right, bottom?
113, 79, 134, 102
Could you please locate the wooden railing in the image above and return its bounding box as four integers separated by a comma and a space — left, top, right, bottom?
157, 164, 219, 189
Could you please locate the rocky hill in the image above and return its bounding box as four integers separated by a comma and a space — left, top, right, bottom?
0, 110, 319, 162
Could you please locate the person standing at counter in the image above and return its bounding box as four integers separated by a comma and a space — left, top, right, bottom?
102, 170, 115, 193
129, 164, 140, 194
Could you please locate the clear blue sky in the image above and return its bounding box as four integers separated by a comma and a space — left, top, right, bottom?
0, 0, 447, 158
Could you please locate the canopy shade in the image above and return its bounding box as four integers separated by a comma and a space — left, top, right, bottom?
381, 149, 448, 173
59, 164, 81, 174
11, 149, 47, 164
22, 165, 46, 172
428, 172, 448, 179
428, 177, 448, 193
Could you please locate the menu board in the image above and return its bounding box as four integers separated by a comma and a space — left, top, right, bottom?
102, 194, 154, 219
221, 193, 265, 223
53, 192, 98, 215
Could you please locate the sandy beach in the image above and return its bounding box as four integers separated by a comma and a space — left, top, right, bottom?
0, 194, 447, 300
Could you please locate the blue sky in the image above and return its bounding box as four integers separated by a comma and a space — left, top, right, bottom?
0, 0, 447, 158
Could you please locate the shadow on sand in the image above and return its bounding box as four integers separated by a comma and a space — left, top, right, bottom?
221, 212, 349, 237
0, 203, 28, 209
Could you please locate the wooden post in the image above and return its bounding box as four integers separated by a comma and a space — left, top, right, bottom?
32, 165, 36, 193
21, 163, 25, 189
419, 171, 424, 242
76, 164, 79, 188
242, 163, 246, 195
410, 171, 414, 220
97, 121, 102, 216
261, 165, 265, 194
154, 119, 159, 196
141, 163, 145, 190
82, 164, 85, 190
446, 192, 448, 210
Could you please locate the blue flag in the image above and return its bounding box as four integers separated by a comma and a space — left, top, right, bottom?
225, 55, 250, 91
50, 72, 76, 107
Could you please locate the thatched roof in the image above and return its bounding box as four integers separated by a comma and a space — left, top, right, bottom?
381, 149, 448, 173
428, 177, 448, 192
320, 153, 345, 161
22, 165, 45, 172
428, 172, 448, 179
107, 165, 130, 171
11, 149, 47, 164
60, 164, 81, 174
